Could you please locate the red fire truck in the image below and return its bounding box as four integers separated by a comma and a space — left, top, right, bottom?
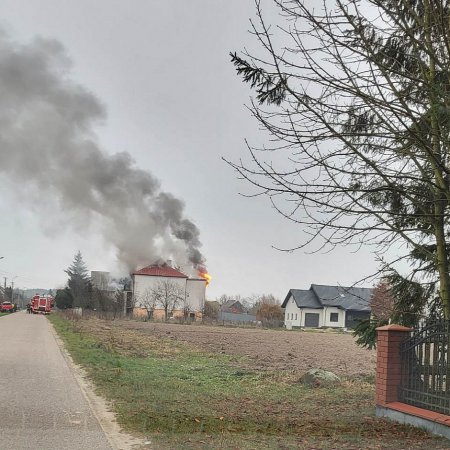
0, 301, 14, 313
31, 294, 53, 314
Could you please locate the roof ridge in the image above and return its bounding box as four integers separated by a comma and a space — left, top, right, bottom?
311, 283, 373, 290
132, 264, 188, 278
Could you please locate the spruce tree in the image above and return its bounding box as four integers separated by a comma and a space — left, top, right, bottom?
65, 251, 91, 308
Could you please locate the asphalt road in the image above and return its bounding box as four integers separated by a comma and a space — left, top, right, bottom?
0, 311, 113, 450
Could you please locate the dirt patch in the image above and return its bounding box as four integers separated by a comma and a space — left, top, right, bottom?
74, 318, 376, 377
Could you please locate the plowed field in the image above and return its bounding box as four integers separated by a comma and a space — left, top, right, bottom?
78, 317, 376, 377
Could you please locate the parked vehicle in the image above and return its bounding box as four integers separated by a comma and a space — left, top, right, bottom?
0, 301, 14, 313
31, 295, 52, 314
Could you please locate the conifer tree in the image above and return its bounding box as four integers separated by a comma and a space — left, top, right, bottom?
65, 251, 91, 307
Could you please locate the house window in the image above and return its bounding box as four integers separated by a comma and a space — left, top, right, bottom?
295, 313, 297, 321
330, 312, 339, 322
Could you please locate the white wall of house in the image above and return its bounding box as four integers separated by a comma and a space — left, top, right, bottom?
133, 275, 205, 313
185, 279, 206, 312
284, 295, 346, 328
300, 308, 324, 327
322, 306, 345, 328
133, 275, 186, 308
284, 294, 302, 328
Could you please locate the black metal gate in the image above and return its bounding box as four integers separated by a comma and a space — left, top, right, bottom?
400, 321, 450, 415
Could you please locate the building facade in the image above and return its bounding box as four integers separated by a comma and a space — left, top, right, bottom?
282, 284, 373, 329
132, 263, 206, 320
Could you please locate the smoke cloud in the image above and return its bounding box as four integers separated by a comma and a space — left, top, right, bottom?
0, 33, 206, 271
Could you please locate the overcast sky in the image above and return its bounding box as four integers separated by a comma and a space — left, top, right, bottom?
0, 1, 379, 300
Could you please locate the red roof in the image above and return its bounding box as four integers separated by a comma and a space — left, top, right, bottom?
132, 264, 188, 278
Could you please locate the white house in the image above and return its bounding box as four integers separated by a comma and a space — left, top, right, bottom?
282, 284, 373, 329
132, 262, 206, 320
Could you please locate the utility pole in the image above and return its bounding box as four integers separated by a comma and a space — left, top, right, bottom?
11, 280, 14, 302
3, 277, 6, 299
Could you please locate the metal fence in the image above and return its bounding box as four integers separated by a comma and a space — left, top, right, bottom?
400, 321, 450, 415
218, 312, 257, 324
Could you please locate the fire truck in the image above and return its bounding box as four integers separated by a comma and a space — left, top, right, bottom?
31, 294, 53, 314
0, 301, 14, 313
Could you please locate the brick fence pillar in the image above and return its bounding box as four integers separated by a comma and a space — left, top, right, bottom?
375, 324, 412, 406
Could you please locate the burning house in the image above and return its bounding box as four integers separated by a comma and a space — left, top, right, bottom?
131, 262, 210, 321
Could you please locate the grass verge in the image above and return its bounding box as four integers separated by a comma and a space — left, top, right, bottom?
48, 314, 450, 449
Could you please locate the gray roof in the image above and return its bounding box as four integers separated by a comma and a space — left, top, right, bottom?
311, 285, 372, 311
219, 312, 256, 323
222, 300, 242, 309
283, 289, 322, 309
282, 284, 373, 312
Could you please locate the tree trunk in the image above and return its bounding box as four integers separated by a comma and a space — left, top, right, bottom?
435, 209, 450, 318
425, 0, 450, 319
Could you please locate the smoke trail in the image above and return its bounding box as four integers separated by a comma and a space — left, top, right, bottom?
0, 33, 206, 271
